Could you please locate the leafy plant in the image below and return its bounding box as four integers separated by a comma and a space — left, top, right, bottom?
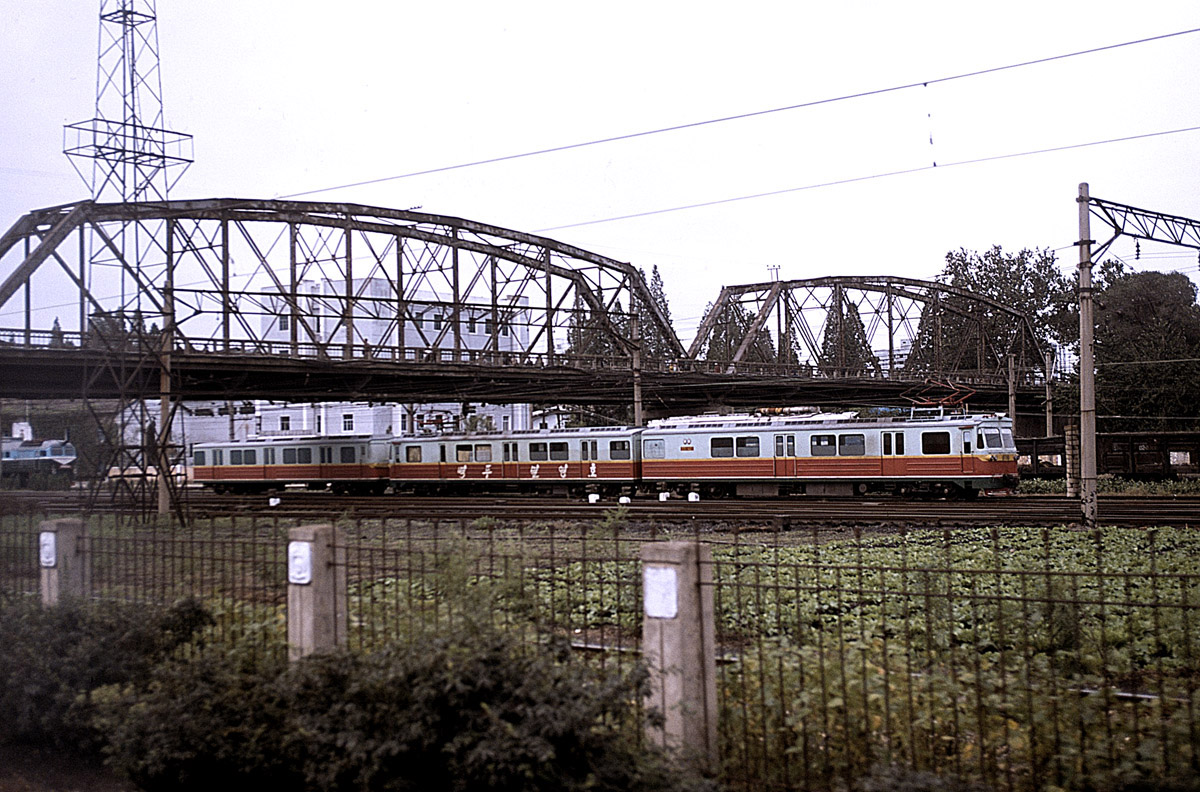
100, 630, 712, 792
0, 596, 212, 752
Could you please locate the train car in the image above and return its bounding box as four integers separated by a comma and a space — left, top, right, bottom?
390, 425, 643, 495
640, 410, 1018, 498
192, 434, 390, 493
1, 435, 77, 488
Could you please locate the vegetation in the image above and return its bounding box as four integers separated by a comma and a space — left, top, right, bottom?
817, 286, 881, 376
906, 246, 1070, 376
0, 596, 212, 752
699, 300, 775, 365
1095, 267, 1200, 431
95, 628, 707, 792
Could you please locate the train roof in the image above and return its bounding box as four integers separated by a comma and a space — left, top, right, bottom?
194, 433, 379, 447
645, 411, 1009, 432
395, 425, 636, 443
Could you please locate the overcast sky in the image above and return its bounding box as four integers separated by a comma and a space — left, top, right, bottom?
3, 1, 1200, 340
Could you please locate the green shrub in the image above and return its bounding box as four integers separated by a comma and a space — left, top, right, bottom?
0, 595, 212, 752
101, 629, 712, 792
95, 642, 296, 792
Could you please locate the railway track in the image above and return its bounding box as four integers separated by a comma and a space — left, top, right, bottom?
6, 490, 1199, 528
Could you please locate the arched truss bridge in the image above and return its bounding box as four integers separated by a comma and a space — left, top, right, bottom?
0, 199, 1045, 406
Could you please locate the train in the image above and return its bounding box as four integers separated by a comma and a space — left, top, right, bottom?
1, 434, 77, 488
191, 409, 1019, 499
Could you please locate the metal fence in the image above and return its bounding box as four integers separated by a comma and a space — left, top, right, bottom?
2, 510, 1198, 792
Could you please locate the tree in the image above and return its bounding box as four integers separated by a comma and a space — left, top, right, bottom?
1094, 269, 1200, 430
817, 289, 881, 376
906, 246, 1071, 375
699, 301, 775, 365
638, 265, 678, 361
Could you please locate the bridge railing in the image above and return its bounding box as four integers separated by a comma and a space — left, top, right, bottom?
0, 326, 1037, 387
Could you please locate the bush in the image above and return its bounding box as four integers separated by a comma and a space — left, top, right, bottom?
0, 595, 212, 752
101, 629, 711, 792
95, 642, 296, 792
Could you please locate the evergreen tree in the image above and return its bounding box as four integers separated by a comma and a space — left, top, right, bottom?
636, 266, 678, 361
699, 301, 775, 365
817, 291, 881, 376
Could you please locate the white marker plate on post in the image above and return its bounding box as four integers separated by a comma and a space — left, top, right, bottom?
39, 532, 56, 568
288, 541, 313, 585
644, 565, 678, 619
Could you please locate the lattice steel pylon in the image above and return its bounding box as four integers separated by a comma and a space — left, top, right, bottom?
63, 0, 193, 520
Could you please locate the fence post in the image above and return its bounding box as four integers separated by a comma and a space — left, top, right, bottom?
287, 523, 347, 660
39, 518, 88, 606
641, 541, 717, 773
1065, 423, 1080, 498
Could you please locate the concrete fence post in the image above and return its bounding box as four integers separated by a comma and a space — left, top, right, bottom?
1065, 423, 1081, 498
641, 541, 717, 773
39, 518, 89, 606
287, 523, 347, 660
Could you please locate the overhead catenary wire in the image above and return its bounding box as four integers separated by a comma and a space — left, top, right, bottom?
276, 27, 1200, 203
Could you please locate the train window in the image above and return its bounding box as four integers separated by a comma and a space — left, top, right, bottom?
1001, 430, 1014, 448
964, 434, 973, 454
194, 450, 206, 466
244, 449, 257, 465
530, 442, 548, 461
921, 431, 951, 455
403, 446, 419, 463
736, 436, 759, 458
440, 445, 447, 463
340, 447, 356, 464
581, 440, 597, 461
610, 440, 631, 460
811, 435, 836, 457
297, 447, 312, 464
475, 444, 493, 462
711, 437, 734, 458
320, 447, 333, 464
644, 439, 665, 459
230, 449, 243, 465
503, 443, 511, 462
265, 448, 275, 465
894, 433, 905, 455
456, 444, 473, 462
983, 430, 1003, 448
283, 448, 297, 464
214, 449, 223, 465
549, 442, 569, 461
838, 435, 865, 456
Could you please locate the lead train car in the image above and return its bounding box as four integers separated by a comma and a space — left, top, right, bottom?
192, 435, 390, 493
639, 411, 1018, 498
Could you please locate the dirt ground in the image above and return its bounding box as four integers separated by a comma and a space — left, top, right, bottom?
0, 745, 132, 792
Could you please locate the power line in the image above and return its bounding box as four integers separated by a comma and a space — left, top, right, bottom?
536, 124, 1200, 232
277, 27, 1200, 202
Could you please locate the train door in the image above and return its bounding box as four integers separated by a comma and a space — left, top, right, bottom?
773, 434, 796, 477
881, 431, 905, 476
961, 430, 976, 474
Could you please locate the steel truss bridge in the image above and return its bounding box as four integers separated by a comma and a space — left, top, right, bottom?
0, 198, 1048, 412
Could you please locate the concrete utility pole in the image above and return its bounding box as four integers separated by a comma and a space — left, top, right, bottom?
1077, 183, 1098, 527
